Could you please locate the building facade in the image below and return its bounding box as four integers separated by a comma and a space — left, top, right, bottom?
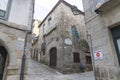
32, 19, 41, 37
31, 36, 41, 62
38, 0, 92, 73
82, 0, 120, 80
0, 0, 34, 80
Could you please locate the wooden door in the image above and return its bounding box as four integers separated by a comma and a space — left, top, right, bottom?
50, 48, 57, 67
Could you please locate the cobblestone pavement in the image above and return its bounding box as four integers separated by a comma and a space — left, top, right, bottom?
26, 59, 95, 80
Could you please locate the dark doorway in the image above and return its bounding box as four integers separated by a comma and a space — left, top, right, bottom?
111, 26, 120, 65
0, 46, 7, 80
49, 47, 57, 67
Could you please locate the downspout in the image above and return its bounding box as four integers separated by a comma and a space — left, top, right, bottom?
87, 33, 96, 80
20, 31, 31, 80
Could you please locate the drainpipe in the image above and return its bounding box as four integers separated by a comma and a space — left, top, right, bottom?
20, 31, 31, 80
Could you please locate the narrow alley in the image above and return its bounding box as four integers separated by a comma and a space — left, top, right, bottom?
0, 0, 120, 80
26, 59, 95, 80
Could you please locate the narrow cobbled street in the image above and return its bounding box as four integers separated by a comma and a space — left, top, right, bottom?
26, 59, 95, 80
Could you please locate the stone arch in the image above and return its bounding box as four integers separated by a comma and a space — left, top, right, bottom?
0, 32, 17, 67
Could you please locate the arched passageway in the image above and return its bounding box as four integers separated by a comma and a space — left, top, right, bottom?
0, 32, 17, 67
0, 46, 8, 80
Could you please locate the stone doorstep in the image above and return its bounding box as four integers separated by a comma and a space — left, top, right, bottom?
7, 65, 19, 75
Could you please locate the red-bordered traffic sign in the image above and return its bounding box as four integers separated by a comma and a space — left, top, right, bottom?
94, 50, 103, 60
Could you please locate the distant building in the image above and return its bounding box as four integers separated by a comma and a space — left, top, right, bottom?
31, 36, 40, 61
32, 19, 41, 37
37, 0, 92, 73
83, 0, 120, 80
0, 0, 34, 80
31, 19, 41, 62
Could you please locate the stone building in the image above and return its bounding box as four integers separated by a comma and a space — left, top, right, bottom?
82, 0, 120, 80
31, 19, 41, 62
0, 0, 34, 80
38, 0, 92, 73
31, 36, 41, 62
32, 19, 41, 37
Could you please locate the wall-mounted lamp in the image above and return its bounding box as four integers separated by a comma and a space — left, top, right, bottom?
95, 2, 104, 14
95, 9, 103, 14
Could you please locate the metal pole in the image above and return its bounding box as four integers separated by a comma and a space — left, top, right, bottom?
20, 54, 26, 80
20, 31, 30, 80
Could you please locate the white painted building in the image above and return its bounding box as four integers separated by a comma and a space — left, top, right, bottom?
0, 0, 34, 80
0, 0, 33, 27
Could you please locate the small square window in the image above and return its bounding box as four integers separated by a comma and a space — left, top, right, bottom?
48, 17, 52, 21
0, 10, 5, 17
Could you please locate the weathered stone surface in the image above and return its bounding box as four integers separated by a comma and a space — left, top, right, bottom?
95, 67, 100, 78
101, 68, 108, 79
32, 1, 92, 73
82, 0, 120, 79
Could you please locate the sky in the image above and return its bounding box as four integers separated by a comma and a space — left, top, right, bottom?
34, 0, 83, 21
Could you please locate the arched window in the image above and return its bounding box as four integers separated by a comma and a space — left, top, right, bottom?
71, 25, 80, 41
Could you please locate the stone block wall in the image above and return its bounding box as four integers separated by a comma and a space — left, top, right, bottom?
82, 0, 120, 79
0, 21, 27, 80
38, 1, 92, 73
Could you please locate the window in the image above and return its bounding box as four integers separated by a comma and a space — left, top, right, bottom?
43, 52, 45, 55
73, 52, 80, 63
48, 17, 52, 25
0, 0, 11, 20
48, 17, 51, 21
41, 41, 46, 55
86, 56, 92, 64
43, 24, 45, 27
71, 25, 80, 41
117, 39, 120, 53
111, 26, 120, 66
34, 49, 35, 58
